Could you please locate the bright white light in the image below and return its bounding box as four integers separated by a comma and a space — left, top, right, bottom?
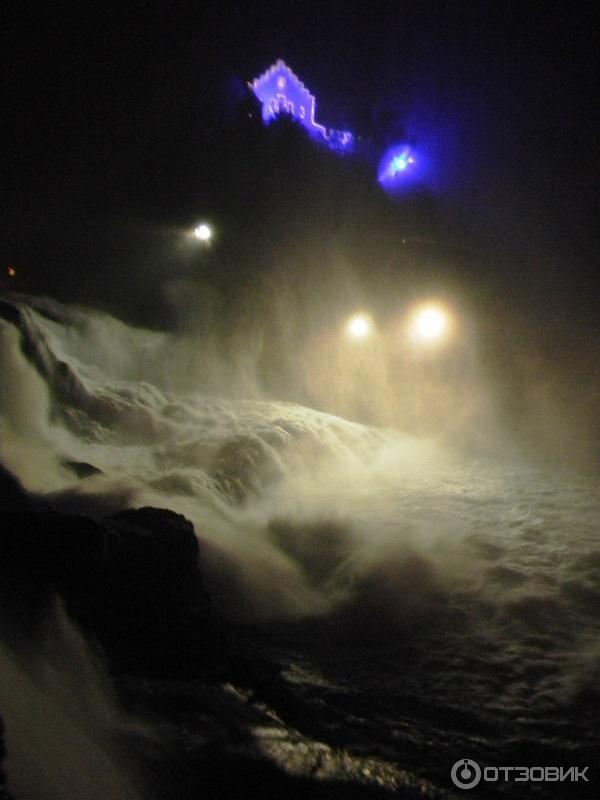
346, 314, 372, 339
411, 306, 447, 342
193, 223, 213, 242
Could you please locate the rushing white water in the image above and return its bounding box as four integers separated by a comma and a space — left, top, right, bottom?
0, 600, 148, 800
0, 294, 451, 620
1, 294, 599, 797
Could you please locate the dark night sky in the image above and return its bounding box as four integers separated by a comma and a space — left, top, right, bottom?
3, 1, 599, 324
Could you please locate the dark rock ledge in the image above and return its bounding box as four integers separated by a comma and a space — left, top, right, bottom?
0, 464, 230, 681
0, 465, 446, 799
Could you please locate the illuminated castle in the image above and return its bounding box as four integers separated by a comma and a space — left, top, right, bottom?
249, 60, 354, 153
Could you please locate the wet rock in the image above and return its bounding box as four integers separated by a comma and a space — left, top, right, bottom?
0, 716, 16, 800
62, 459, 104, 478
0, 464, 230, 681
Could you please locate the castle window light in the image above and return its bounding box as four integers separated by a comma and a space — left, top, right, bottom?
276, 93, 294, 114
249, 59, 354, 154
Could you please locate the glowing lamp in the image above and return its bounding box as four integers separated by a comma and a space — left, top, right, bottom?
193, 223, 213, 242
378, 144, 419, 192
410, 305, 448, 343
346, 313, 372, 339
392, 156, 408, 172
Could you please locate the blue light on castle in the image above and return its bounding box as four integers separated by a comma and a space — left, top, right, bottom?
249, 60, 354, 153
378, 144, 420, 193
248, 60, 429, 192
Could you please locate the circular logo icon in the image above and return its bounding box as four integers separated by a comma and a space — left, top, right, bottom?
451, 759, 482, 790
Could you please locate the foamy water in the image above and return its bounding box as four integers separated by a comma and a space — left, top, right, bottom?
1, 295, 599, 797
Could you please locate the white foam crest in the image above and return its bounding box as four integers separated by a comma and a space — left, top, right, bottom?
1, 294, 599, 698
0, 600, 148, 800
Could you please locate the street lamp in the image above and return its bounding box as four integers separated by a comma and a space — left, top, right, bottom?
346, 313, 373, 340
409, 305, 448, 344
193, 223, 213, 242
